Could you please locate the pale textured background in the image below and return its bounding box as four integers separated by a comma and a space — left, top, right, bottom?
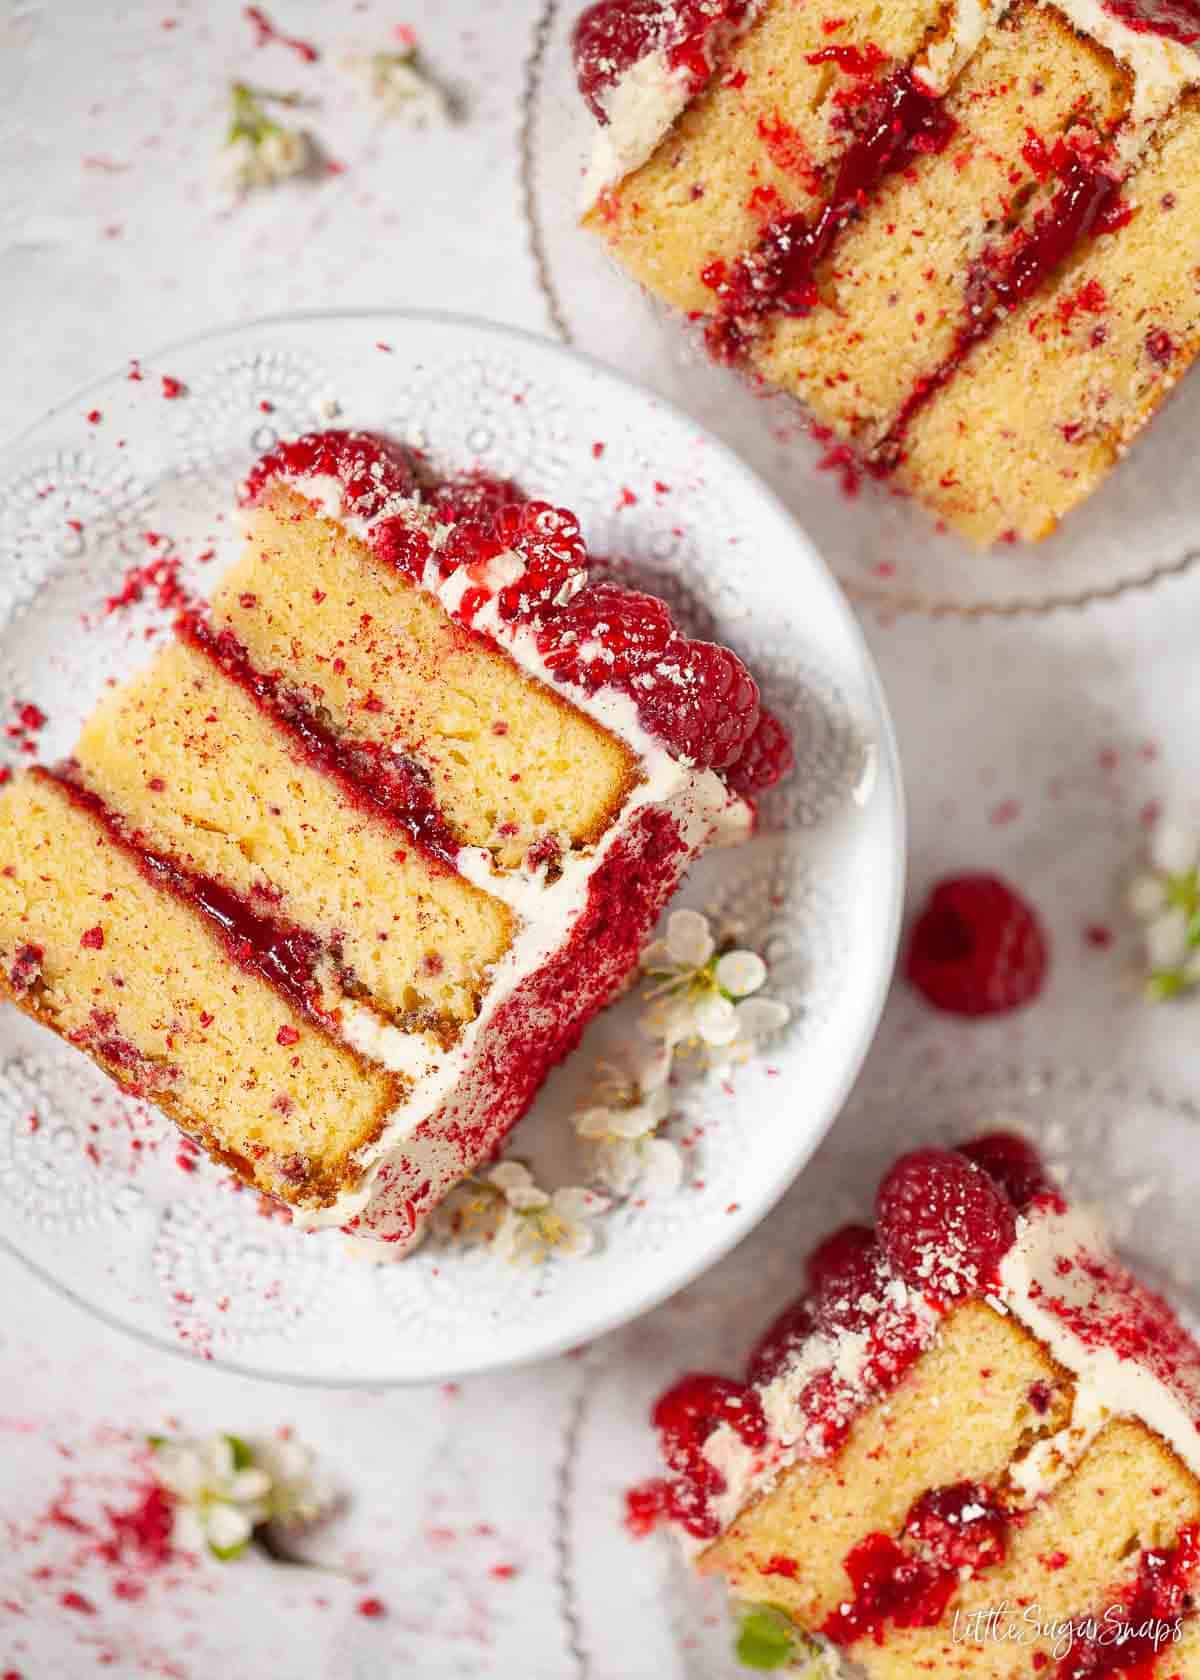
3, 1, 1199, 1676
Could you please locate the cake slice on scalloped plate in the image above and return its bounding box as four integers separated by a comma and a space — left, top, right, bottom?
0, 431, 793, 1245
632, 1134, 1200, 1676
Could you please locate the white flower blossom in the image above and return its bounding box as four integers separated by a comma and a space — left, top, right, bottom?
349, 38, 449, 125
641, 909, 789, 1063
573, 1043, 682, 1195
1128, 816, 1200, 1000
220, 83, 312, 194
432, 1162, 607, 1262
252, 1436, 330, 1531
152, 1434, 272, 1559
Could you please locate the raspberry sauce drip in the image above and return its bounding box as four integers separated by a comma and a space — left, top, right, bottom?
704, 70, 957, 359
181, 617, 460, 868
1053, 1525, 1200, 1677
874, 156, 1123, 472
1102, 0, 1200, 41
821, 1482, 1009, 1645
573, 0, 752, 123
38, 767, 330, 1028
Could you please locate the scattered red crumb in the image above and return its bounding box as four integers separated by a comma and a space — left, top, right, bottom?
988, 798, 1021, 827
243, 5, 319, 61
489, 1564, 518, 1580
276, 1024, 300, 1047
357, 1596, 387, 1619
80, 926, 105, 950
86, 409, 102, 425
60, 1590, 96, 1614
160, 375, 185, 400
591, 440, 605, 458
1084, 923, 1113, 949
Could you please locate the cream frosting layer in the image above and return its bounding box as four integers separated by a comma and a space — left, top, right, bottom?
255, 470, 750, 1239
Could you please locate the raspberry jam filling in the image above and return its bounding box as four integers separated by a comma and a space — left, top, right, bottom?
180, 616, 461, 869
873, 151, 1126, 473
39, 767, 332, 1029
1054, 1524, 1200, 1678
822, 1481, 1010, 1645
572, 0, 754, 122
1104, 0, 1200, 41
245, 431, 786, 786
631, 1139, 1050, 1543
702, 70, 958, 361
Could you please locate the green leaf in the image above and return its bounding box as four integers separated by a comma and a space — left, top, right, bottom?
208, 1535, 250, 1563
1147, 970, 1187, 1002
735, 1606, 797, 1670
147, 1434, 166, 1450
224, 1434, 254, 1470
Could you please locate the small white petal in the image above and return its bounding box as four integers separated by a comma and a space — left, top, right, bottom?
204, 1502, 254, 1552
505, 1184, 550, 1212
488, 1161, 533, 1193
590, 1138, 640, 1195
640, 939, 671, 973
574, 1105, 616, 1140
1150, 823, 1200, 877
642, 995, 696, 1047
1146, 906, 1190, 970
556, 1219, 595, 1259
694, 992, 740, 1046
171, 1505, 206, 1553
154, 1444, 207, 1500
1127, 874, 1168, 919
715, 950, 767, 998
633, 1041, 673, 1093
665, 909, 714, 969
229, 1468, 272, 1503
733, 996, 790, 1040
204, 1436, 236, 1483
640, 1137, 684, 1193
551, 1187, 599, 1221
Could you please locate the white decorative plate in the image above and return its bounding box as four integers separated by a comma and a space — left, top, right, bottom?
520, 2, 1200, 620
555, 1065, 1200, 1678
0, 311, 902, 1384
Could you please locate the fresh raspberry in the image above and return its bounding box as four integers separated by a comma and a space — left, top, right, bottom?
795, 1369, 857, 1455
876, 1148, 1017, 1300
808, 1224, 889, 1332
746, 1297, 815, 1387
429, 472, 527, 526
725, 707, 794, 795
371, 516, 433, 584
242, 430, 419, 520
652, 1372, 766, 1470
638, 639, 761, 771
538, 582, 675, 691
905, 874, 1048, 1017
956, 1132, 1051, 1210
903, 1482, 1008, 1574
573, 0, 667, 120
491, 500, 587, 622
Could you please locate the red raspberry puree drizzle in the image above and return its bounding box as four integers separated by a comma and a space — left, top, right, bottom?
179, 616, 460, 870
572, 0, 755, 122
628, 1142, 1039, 1544
702, 69, 958, 361
873, 151, 1128, 473
37, 766, 333, 1030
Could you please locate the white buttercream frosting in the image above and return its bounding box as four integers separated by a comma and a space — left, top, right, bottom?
258, 470, 750, 1239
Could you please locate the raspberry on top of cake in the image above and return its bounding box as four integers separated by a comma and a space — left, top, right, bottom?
632, 1135, 1200, 1675
0, 431, 792, 1242
574, 0, 1200, 545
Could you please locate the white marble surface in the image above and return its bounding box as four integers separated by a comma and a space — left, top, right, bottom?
4, 1, 1200, 1676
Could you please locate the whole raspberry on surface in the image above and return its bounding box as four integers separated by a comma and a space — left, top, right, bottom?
242, 430, 419, 520
638, 638, 761, 771
538, 582, 675, 691
876, 1147, 1017, 1299
956, 1131, 1051, 1209
429, 471, 527, 526
491, 500, 588, 621
725, 707, 794, 796
573, 0, 668, 121
905, 873, 1048, 1016
653, 1372, 766, 1468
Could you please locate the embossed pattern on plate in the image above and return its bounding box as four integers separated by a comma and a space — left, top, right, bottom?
0, 311, 902, 1384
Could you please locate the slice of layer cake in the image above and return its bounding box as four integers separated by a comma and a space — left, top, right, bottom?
574, 0, 1200, 544
0, 431, 790, 1241
632, 1135, 1200, 1674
